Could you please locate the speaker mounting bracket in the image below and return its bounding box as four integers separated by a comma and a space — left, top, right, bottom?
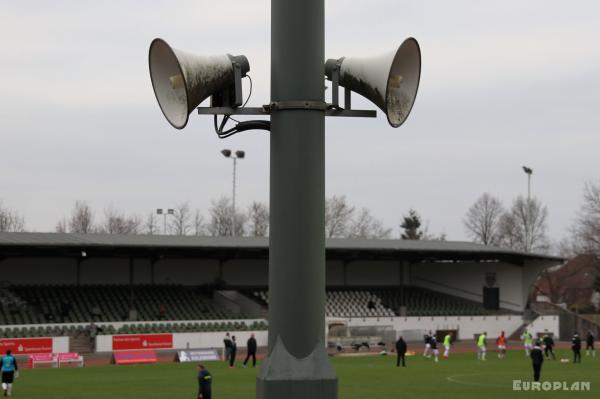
197, 105, 376, 118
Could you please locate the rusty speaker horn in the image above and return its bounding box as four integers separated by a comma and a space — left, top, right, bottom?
325, 38, 421, 127
149, 38, 249, 129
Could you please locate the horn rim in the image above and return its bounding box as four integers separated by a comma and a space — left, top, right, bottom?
148, 38, 190, 130
385, 37, 421, 128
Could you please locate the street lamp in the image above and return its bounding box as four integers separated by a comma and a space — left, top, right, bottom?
156, 208, 174, 235
221, 149, 245, 236
522, 166, 533, 201
522, 166, 533, 252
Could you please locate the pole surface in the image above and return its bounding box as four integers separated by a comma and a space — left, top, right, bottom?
525, 172, 531, 252
232, 157, 237, 236
257, 0, 337, 398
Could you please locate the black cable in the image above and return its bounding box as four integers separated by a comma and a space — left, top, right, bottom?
242, 75, 253, 108
212, 74, 269, 138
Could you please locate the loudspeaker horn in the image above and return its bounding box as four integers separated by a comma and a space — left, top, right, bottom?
325, 38, 421, 127
149, 38, 249, 129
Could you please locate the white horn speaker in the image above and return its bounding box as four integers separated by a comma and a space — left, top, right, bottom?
149, 38, 250, 129
325, 38, 421, 127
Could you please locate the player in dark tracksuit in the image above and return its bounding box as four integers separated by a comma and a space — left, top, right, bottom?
572, 332, 582, 364
395, 336, 407, 367
243, 333, 257, 367
1, 350, 18, 397
542, 334, 556, 360
229, 336, 237, 368
586, 331, 595, 358
223, 333, 232, 362
530, 341, 544, 382
197, 364, 212, 399
423, 331, 432, 357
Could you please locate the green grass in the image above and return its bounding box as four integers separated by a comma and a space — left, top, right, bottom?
14, 350, 600, 398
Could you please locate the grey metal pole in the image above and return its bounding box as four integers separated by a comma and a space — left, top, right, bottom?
527, 173, 531, 203
257, 0, 337, 398
525, 173, 531, 252
232, 157, 237, 236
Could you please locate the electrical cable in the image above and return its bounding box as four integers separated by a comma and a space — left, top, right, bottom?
213, 74, 270, 138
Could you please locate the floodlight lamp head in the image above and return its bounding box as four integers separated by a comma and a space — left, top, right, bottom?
522, 166, 533, 175
235, 150, 245, 159
148, 38, 250, 129
221, 149, 232, 158
325, 38, 421, 128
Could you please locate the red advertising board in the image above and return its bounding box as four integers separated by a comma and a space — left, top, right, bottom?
112, 334, 173, 351
113, 350, 157, 365
0, 338, 53, 354
58, 353, 80, 361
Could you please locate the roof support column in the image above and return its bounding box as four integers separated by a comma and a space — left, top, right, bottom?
129, 257, 135, 311
343, 260, 349, 287
150, 258, 156, 285
76, 258, 82, 286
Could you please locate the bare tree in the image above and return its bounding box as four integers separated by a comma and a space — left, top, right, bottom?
207, 197, 246, 236
233, 212, 247, 236
144, 212, 160, 235
348, 208, 392, 239
554, 237, 579, 259
0, 201, 26, 232
499, 196, 548, 252
325, 195, 354, 238
421, 223, 447, 241
463, 193, 504, 245
247, 201, 269, 237
498, 212, 521, 249
208, 197, 232, 237
573, 181, 600, 254
68, 201, 94, 234
170, 202, 192, 236
193, 209, 206, 236
533, 267, 563, 303
98, 206, 141, 234
55, 217, 68, 233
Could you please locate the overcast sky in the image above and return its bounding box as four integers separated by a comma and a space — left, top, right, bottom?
1, 0, 599, 244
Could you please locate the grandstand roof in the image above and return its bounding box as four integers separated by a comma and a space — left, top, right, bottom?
0, 232, 563, 265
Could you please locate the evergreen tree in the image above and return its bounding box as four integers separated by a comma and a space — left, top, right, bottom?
400, 209, 423, 240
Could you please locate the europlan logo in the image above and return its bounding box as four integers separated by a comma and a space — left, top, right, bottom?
513, 380, 591, 392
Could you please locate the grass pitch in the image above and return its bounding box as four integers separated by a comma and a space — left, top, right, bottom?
15, 350, 600, 398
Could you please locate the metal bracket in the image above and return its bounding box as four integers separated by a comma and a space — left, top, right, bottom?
197, 105, 376, 118
266, 100, 329, 112
330, 58, 344, 108
198, 107, 268, 115
232, 62, 243, 106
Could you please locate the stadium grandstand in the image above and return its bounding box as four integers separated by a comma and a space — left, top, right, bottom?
0, 232, 566, 355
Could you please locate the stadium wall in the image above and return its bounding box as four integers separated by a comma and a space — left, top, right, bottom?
527, 315, 561, 339
334, 315, 560, 341
411, 261, 524, 311
95, 330, 267, 352
53, 336, 69, 353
